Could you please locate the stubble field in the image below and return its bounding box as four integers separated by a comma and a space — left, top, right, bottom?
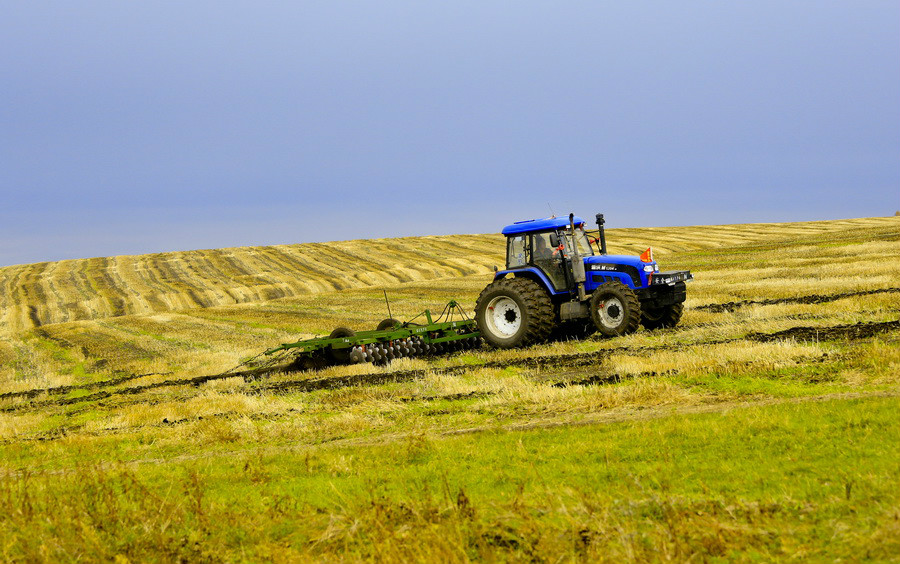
0, 216, 898, 562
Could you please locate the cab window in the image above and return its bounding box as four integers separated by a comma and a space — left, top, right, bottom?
506, 235, 528, 268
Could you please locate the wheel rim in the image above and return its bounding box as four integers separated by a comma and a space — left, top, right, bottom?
485, 296, 522, 339
596, 296, 625, 328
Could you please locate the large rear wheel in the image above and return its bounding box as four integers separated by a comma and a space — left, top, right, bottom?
590, 281, 641, 337
475, 278, 554, 348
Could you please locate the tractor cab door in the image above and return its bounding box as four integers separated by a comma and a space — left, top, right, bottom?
506, 235, 529, 268
531, 231, 569, 291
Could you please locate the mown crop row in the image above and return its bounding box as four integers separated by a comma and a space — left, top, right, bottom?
0, 235, 505, 333
3, 217, 896, 335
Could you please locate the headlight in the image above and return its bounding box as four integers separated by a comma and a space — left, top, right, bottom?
643, 265, 654, 273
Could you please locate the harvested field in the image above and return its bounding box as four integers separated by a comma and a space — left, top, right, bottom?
0, 216, 898, 562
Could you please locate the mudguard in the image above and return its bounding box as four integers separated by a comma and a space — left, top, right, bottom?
493, 267, 569, 296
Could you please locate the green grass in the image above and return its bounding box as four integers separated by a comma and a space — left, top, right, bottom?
681, 366, 852, 398
2, 396, 897, 563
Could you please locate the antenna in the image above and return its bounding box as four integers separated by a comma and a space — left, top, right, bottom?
547, 203, 556, 218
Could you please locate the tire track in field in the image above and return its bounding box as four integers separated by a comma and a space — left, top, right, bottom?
248, 318, 900, 395
443, 390, 900, 437
696, 287, 900, 313
3, 319, 898, 414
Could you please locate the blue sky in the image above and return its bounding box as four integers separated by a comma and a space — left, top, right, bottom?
2, 1, 898, 266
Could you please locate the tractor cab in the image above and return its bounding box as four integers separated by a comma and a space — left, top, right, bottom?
502, 216, 594, 292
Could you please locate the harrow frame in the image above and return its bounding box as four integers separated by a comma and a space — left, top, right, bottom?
263, 300, 482, 368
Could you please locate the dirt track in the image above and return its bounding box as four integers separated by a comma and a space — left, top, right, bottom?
695, 287, 900, 313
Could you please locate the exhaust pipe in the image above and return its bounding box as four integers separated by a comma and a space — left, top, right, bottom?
595, 213, 608, 255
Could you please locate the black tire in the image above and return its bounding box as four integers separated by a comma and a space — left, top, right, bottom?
376, 318, 401, 331
589, 281, 641, 337
327, 326, 356, 363
475, 277, 554, 349
641, 303, 684, 330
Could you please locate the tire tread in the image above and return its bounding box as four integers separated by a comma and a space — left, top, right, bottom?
590, 281, 641, 337
475, 277, 554, 348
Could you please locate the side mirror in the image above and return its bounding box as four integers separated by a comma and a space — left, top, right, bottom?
549, 233, 559, 248
493, 265, 499, 272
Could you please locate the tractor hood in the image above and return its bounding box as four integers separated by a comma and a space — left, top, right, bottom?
583, 254, 651, 269
582, 254, 656, 289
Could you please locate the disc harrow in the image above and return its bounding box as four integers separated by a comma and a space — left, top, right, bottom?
264, 300, 482, 370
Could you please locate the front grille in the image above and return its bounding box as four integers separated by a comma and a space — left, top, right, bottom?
651, 271, 693, 285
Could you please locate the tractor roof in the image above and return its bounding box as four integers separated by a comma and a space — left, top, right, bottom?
501, 216, 586, 236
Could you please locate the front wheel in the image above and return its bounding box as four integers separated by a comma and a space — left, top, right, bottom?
475, 278, 554, 349
641, 303, 684, 330
590, 281, 641, 337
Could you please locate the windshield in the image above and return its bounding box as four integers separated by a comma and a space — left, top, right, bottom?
566, 226, 594, 256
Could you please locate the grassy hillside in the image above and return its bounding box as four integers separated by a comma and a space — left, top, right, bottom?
0, 216, 898, 562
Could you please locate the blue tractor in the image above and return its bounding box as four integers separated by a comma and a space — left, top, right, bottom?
475, 213, 693, 348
